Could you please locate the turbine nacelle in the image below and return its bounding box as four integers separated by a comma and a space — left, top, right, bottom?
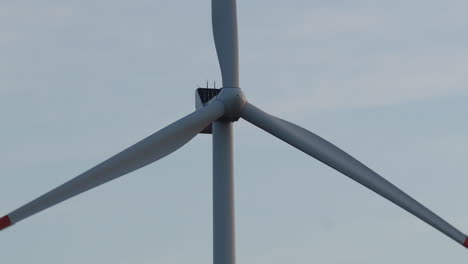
196, 87, 246, 122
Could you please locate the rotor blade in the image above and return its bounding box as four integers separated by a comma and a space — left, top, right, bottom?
212, 0, 239, 88
0, 101, 225, 230
241, 102, 468, 248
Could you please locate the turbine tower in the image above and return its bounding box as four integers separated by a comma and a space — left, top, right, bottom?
1, 1, 467, 263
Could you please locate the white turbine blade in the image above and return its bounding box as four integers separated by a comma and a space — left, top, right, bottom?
241, 102, 468, 248
0, 101, 225, 230
212, 0, 239, 87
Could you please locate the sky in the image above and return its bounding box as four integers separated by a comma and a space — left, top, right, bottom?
1, 0, 467, 263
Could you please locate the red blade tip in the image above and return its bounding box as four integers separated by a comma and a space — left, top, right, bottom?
464, 237, 468, 248
0, 215, 12, 230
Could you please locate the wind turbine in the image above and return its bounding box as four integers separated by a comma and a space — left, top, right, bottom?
1, 0, 467, 263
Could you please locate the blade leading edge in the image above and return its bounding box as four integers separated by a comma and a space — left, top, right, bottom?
0, 101, 225, 230
241, 102, 468, 248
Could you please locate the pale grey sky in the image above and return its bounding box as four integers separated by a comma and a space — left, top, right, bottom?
1, 1, 467, 263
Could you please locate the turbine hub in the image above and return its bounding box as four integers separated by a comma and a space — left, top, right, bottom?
215, 87, 246, 121
194, 87, 246, 123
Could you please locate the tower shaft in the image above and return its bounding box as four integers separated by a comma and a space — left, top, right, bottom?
212, 121, 236, 264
